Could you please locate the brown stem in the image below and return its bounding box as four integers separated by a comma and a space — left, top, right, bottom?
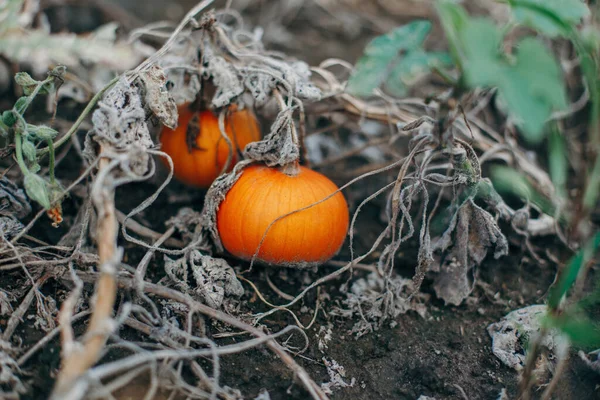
52, 155, 119, 397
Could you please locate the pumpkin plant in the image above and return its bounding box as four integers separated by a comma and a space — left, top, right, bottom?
216, 162, 349, 267
160, 104, 260, 187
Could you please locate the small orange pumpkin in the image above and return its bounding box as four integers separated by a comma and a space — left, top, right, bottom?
216, 164, 349, 267
160, 105, 260, 188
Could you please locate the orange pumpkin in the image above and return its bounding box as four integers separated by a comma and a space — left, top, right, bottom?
160, 105, 260, 188
216, 164, 349, 267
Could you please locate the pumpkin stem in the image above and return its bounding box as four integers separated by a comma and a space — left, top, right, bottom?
281, 160, 300, 176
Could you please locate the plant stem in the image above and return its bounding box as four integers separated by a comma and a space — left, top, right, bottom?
583, 154, 600, 211
16, 77, 53, 115
37, 75, 120, 156
13, 131, 31, 176
47, 138, 56, 184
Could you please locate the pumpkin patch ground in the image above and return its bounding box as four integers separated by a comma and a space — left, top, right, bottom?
1, 1, 599, 400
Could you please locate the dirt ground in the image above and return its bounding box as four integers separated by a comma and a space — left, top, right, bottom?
4, 1, 600, 399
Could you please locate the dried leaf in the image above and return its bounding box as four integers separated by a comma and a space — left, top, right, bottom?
0, 340, 25, 395
89, 78, 153, 175
0, 25, 142, 75
140, 65, 178, 129
0, 217, 25, 240
488, 305, 562, 371
0, 176, 31, 219
204, 47, 244, 108
190, 252, 244, 309
433, 199, 508, 305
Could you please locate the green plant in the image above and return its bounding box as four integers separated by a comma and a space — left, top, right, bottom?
0, 68, 65, 211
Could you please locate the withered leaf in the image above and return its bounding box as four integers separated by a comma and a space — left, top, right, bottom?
433, 198, 508, 305
140, 65, 178, 129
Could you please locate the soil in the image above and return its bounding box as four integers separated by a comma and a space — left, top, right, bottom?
4, 1, 600, 400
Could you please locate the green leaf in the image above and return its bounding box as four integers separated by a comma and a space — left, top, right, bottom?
509, 0, 590, 38
435, 0, 470, 66
27, 124, 58, 141
2, 110, 17, 127
457, 17, 567, 142
0, 119, 8, 137
23, 173, 51, 210
385, 50, 453, 96
547, 232, 600, 309
490, 166, 557, 217
14, 72, 40, 96
13, 96, 28, 114
21, 139, 37, 162
347, 20, 440, 97
545, 312, 600, 348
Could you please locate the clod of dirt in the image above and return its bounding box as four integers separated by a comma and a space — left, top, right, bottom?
487, 305, 563, 371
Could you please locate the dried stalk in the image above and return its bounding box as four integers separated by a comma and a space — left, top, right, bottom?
73, 272, 329, 400
52, 154, 120, 398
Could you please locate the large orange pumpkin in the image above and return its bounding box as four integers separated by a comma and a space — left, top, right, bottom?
160, 105, 260, 188
216, 164, 349, 267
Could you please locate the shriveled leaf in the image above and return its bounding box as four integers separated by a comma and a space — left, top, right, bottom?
140, 65, 178, 129
488, 305, 562, 370
0, 28, 141, 75
459, 18, 567, 141
0, 176, 31, 219
347, 20, 439, 97
164, 251, 243, 310
433, 199, 508, 305
190, 252, 244, 309
23, 173, 50, 210
509, 0, 590, 38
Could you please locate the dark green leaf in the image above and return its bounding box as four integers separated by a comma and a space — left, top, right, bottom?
547, 232, 600, 309
24, 173, 51, 210
385, 51, 453, 96
0, 119, 8, 137
13, 97, 29, 114
14, 72, 40, 95
2, 110, 17, 127
509, 0, 590, 38
347, 20, 434, 97
21, 139, 37, 162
